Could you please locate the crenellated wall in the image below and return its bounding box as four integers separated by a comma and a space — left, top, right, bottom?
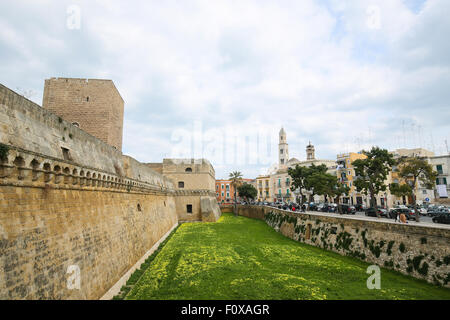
0, 83, 220, 299
237, 206, 450, 288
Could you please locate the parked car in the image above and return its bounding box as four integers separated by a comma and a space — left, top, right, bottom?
365, 207, 389, 218
328, 203, 338, 213
339, 204, 356, 215
316, 203, 326, 211
417, 207, 428, 216
365, 207, 378, 217
321, 203, 337, 213
308, 202, 318, 211
354, 203, 366, 211
427, 207, 449, 217
432, 212, 450, 224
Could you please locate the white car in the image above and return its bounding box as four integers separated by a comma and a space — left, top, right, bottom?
418, 207, 428, 215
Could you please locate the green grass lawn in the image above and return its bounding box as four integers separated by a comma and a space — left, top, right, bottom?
126, 213, 450, 300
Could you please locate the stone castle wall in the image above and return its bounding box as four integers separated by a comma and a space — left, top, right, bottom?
237, 206, 450, 288
0, 84, 219, 299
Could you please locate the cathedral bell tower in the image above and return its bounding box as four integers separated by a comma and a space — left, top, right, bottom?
279, 127, 289, 168
306, 141, 315, 160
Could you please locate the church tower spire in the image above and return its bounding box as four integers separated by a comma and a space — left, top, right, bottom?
306, 141, 315, 160
279, 127, 289, 168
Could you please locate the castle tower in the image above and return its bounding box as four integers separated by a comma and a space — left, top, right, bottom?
42, 78, 124, 151
306, 141, 315, 160
279, 127, 289, 168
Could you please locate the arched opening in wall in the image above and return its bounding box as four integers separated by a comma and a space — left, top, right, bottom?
185, 167, 192, 172
13, 156, 25, 167
186, 204, 193, 214
30, 159, 40, 170
43, 163, 51, 171
137, 203, 142, 212
72, 122, 80, 128
178, 181, 184, 188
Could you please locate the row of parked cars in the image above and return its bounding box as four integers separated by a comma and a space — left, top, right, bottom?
358, 204, 450, 224
248, 201, 450, 225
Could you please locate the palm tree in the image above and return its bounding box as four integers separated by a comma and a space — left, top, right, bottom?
229, 171, 243, 216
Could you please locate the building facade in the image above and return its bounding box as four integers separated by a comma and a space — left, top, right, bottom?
336, 152, 372, 206
428, 155, 450, 201
215, 178, 255, 204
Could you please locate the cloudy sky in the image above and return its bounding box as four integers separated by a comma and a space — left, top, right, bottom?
1, 0, 449, 179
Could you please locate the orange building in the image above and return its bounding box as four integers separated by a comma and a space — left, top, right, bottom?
215, 179, 255, 204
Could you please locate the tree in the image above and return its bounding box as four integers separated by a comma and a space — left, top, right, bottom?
229, 171, 243, 216
307, 171, 337, 203
237, 183, 257, 201
352, 146, 395, 218
304, 163, 328, 202
287, 165, 310, 207
390, 156, 437, 222
389, 182, 412, 204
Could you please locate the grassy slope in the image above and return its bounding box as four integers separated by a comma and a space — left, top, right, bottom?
126, 213, 450, 300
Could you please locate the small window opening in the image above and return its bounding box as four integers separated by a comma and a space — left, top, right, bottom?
61, 147, 72, 161
187, 204, 193, 214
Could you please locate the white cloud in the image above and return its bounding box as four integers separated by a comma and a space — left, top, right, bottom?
0, 0, 448, 179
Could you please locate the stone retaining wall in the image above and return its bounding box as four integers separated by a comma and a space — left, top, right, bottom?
238, 205, 450, 288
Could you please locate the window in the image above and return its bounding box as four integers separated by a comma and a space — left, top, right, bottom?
178, 181, 184, 188
348, 170, 351, 176
279, 189, 281, 195
216, 185, 218, 190
61, 147, 72, 161
436, 178, 440, 185
227, 192, 230, 198
221, 192, 224, 196
436, 165, 443, 174
423, 190, 427, 195
280, 149, 283, 153
72, 122, 80, 128
186, 204, 192, 213
222, 184, 224, 189
286, 189, 289, 195
226, 184, 230, 190
185, 167, 192, 172
444, 177, 448, 185
281, 159, 284, 164
137, 203, 142, 212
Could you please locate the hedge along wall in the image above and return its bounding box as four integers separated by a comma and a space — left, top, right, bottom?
237, 206, 450, 288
